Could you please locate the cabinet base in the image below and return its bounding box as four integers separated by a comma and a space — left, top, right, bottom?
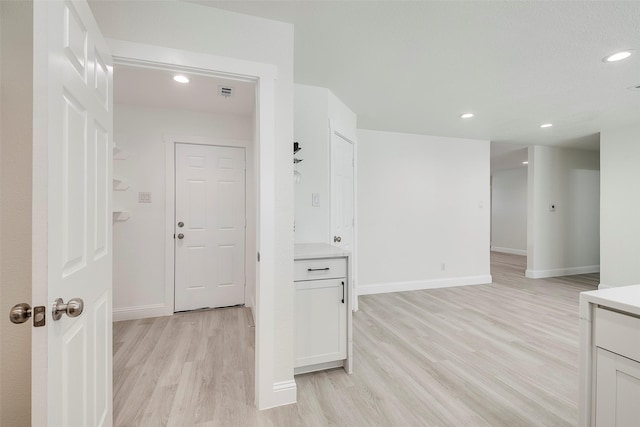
294, 360, 346, 375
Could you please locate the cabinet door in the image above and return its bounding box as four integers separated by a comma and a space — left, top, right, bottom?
595, 348, 640, 426
295, 278, 347, 368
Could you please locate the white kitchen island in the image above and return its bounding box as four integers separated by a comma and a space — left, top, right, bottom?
294, 243, 353, 375
579, 284, 640, 426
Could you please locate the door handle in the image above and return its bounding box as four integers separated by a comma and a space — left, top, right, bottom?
341, 281, 345, 304
177, 221, 184, 228
9, 302, 46, 328
10, 303, 32, 324
9, 303, 46, 327
333, 236, 341, 243
52, 298, 84, 321
177, 233, 185, 239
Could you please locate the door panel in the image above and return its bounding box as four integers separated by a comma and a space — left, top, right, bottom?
33, 1, 113, 425
175, 144, 246, 311
330, 132, 354, 251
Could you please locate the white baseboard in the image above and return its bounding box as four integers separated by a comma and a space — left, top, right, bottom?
525, 265, 600, 279
113, 303, 167, 322
357, 275, 493, 296
246, 294, 256, 325
269, 380, 297, 408
491, 246, 527, 256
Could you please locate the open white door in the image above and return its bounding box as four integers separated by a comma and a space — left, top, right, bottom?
32, 1, 113, 425
330, 131, 355, 252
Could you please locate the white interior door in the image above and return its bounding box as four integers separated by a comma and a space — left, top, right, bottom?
33, 1, 113, 426
175, 143, 246, 311
330, 132, 354, 251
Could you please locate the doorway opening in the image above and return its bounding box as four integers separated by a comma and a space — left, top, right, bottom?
112, 64, 257, 318
111, 63, 260, 418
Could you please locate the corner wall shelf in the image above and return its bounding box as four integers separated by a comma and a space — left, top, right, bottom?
113, 211, 130, 221
113, 178, 129, 191
113, 146, 127, 160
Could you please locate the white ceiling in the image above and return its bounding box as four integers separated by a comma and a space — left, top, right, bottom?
191, 0, 640, 151
113, 64, 255, 116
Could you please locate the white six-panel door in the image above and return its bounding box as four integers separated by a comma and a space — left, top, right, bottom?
33, 1, 113, 426
175, 143, 246, 311
330, 132, 355, 252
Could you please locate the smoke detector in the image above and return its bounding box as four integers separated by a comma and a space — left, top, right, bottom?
219, 85, 234, 98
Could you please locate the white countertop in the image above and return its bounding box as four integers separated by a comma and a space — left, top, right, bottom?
294, 243, 350, 260
580, 284, 640, 318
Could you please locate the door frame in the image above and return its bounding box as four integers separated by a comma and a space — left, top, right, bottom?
108, 38, 278, 409
165, 138, 253, 314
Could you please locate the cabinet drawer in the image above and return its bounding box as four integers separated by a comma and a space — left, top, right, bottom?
595, 307, 640, 362
294, 257, 346, 281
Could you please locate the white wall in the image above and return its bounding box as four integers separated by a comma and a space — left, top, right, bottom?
89, 1, 295, 408
526, 145, 600, 278
491, 167, 527, 255
356, 129, 491, 294
600, 123, 640, 288
0, 2, 32, 425
294, 85, 329, 243
293, 84, 356, 243
112, 104, 255, 319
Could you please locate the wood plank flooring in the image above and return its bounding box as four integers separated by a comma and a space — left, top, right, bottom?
113, 252, 599, 426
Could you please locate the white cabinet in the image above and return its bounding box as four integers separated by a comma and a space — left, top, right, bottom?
295, 278, 346, 369
294, 243, 352, 375
579, 285, 640, 426
594, 348, 640, 426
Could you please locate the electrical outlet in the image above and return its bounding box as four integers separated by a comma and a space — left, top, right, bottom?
138, 192, 152, 203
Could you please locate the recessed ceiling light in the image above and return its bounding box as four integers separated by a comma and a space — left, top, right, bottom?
173, 75, 190, 84
602, 50, 635, 63
522, 161, 529, 165
460, 113, 474, 119
540, 123, 553, 128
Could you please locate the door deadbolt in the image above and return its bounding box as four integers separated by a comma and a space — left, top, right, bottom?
177, 221, 184, 228
177, 233, 185, 239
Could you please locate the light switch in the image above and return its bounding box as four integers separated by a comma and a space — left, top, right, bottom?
138, 192, 152, 203
312, 193, 320, 207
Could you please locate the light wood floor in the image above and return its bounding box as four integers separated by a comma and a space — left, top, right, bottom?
113, 252, 599, 426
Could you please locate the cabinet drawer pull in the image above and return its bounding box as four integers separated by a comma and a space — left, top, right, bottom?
341, 281, 345, 304
307, 267, 330, 272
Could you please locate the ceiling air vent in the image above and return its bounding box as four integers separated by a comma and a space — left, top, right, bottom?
219, 85, 234, 98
